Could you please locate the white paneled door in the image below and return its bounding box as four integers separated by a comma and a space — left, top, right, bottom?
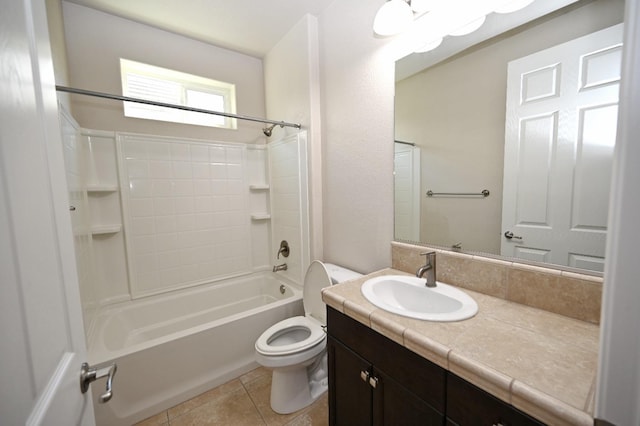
394, 142, 421, 242
0, 0, 95, 424
501, 24, 623, 272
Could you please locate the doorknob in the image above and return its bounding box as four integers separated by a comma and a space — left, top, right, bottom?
504, 231, 522, 240
80, 362, 117, 403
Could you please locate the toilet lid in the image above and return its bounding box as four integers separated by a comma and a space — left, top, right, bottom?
304, 260, 333, 324
255, 316, 326, 356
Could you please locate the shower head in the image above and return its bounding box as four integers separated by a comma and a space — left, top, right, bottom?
262, 123, 284, 137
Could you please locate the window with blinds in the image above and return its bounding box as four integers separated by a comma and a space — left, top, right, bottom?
120, 59, 237, 129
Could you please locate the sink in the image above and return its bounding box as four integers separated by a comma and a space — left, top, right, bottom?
361, 275, 478, 322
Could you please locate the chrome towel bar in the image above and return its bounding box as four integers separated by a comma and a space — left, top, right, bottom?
426, 189, 490, 198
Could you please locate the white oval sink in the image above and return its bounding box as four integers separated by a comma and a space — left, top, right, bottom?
361, 275, 478, 321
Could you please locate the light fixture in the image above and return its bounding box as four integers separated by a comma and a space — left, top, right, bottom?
373, 0, 414, 36
375, 0, 537, 53
410, 0, 437, 14
414, 37, 443, 53
494, 0, 535, 14
448, 15, 487, 36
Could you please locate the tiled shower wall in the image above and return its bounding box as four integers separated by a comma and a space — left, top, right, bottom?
268, 133, 310, 285
119, 135, 252, 298
60, 121, 311, 338
60, 108, 97, 330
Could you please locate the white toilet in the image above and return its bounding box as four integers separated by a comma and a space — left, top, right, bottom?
255, 261, 362, 414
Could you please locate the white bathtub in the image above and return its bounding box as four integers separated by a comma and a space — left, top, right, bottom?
88, 272, 303, 426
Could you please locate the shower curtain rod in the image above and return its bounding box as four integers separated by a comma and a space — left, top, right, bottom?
55, 85, 302, 130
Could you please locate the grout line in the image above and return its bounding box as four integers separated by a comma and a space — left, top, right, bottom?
240, 379, 268, 425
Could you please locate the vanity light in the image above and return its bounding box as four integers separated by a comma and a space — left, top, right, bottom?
373, 0, 414, 36
449, 15, 487, 36
414, 37, 443, 53
373, 0, 537, 53
410, 0, 437, 14
494, 0, 535, 14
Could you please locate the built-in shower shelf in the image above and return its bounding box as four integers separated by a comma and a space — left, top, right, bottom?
87, 185, 119, 193
91, 224, 122, 235
249, 184, 270, 190
250, 213, 271, 221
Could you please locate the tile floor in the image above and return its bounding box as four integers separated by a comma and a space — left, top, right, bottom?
135, 367, 328, 426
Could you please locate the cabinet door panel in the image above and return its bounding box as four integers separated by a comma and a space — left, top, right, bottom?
328, 336, 373, 426
447, 373, 544, 426
328, 307, 446, 412
374, 370, 445, 426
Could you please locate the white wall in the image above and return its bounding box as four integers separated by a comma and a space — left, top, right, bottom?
62, 2, 266, 142
264, 15, 324, 262
395, 0, 624, 253
318, 0, 401, 274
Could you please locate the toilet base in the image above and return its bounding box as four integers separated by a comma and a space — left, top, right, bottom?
269, 353, 328, 414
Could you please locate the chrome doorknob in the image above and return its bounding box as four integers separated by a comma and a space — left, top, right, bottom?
504, 231, 523, 240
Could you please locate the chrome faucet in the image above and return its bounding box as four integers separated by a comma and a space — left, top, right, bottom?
416, 251, 437, 287
273, 263, 288, 272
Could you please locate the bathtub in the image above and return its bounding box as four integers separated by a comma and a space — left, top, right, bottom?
88, 272, 303, 426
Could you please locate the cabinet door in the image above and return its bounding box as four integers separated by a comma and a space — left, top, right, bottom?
447, 373, 544, 426
328, 336, 373, 426
374, 369, 445, 426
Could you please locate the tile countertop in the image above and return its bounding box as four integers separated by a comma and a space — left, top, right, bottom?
321, 268, 600, 426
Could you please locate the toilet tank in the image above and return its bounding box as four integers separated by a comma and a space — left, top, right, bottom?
323, 263, 363, 284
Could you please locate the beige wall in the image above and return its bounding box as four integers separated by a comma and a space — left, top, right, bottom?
62, 2, 266, 143
45, 0, 71, 108
395, 0, 624, 254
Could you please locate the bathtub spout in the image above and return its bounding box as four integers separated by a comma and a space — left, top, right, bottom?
273, 263, 288, 272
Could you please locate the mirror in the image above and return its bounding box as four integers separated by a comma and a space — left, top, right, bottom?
394, 0, 625, 273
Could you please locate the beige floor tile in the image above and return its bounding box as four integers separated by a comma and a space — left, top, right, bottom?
134, 411, 169, 425
243, 373, 328, 426
285, 393, 328, 426
170, 386, 265, 426
168, 379, 245, 420
240, 366, 271, 385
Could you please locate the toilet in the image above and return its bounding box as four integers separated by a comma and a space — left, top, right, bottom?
255, 260, 362, 414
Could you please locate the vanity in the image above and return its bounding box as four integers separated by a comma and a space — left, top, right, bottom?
322, 264, 599, 426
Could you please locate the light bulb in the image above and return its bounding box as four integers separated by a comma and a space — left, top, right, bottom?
448, 15, 486, 36
414, 37, 443, 53
373, 0, 414, 36
494, 0, 535, 14
410, 0, 438, 14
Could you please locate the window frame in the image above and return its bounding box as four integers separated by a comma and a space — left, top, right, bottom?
120, 58, 237, 129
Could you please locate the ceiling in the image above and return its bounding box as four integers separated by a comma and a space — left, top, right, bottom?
64, 0, 337, 58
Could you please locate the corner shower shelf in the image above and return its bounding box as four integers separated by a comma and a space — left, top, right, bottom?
249, 184, 270, 190
250, 213, 271, 221
90, 224, 122, 235
87, 184, 119, 192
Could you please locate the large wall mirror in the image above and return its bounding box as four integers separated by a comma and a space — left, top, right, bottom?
394, 0, 625, 274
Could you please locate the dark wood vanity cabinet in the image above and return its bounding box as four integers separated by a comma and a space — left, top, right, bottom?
327, 307, 545, 426
446, 373, 544, 426
327, 307, 446, 425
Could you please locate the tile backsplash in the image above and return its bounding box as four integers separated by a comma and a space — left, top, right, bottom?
392, 242, 602, 324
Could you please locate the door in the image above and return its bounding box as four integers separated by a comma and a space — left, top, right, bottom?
0, 0, 95, 424
327, 336, 373, 425
394, 142, 421, 241
501, 24, 623, 272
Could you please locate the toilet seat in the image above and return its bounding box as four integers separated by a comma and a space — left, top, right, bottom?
255, 316, 325, 356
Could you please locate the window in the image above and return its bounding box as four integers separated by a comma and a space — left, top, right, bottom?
120, 59, 237, 129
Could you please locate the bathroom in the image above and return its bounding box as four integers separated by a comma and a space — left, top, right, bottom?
1, 0, 639, 425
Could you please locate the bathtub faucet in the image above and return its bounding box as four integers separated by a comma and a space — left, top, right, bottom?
273, 263, 288, 272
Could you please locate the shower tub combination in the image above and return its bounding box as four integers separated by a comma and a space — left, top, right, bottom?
89, 271, 303, 426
